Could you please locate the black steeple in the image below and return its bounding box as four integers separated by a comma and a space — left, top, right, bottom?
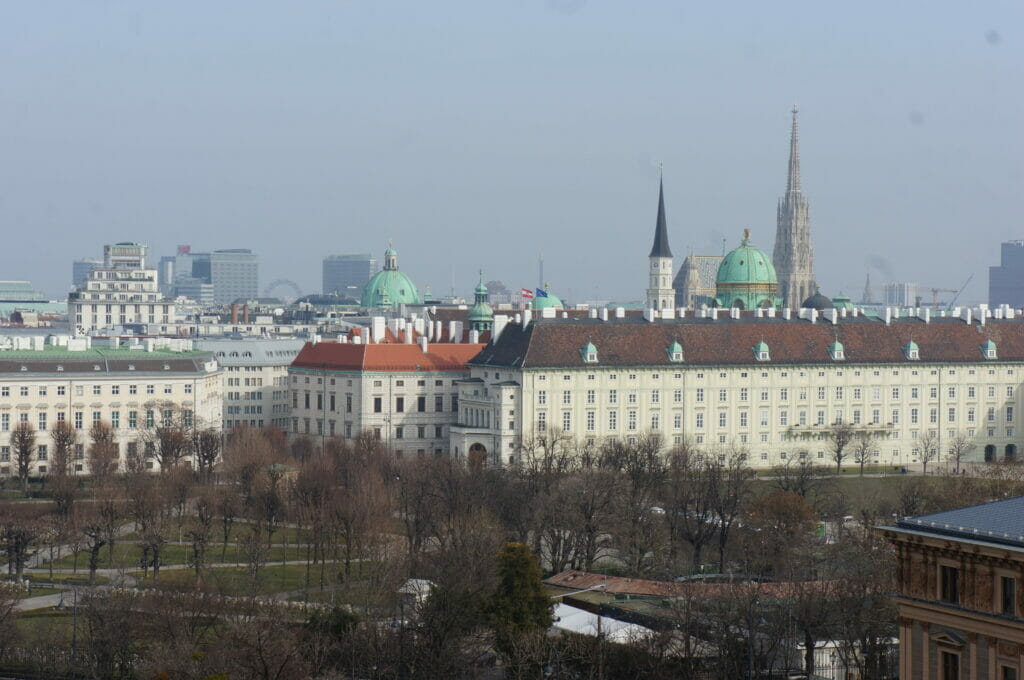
649, 175, 672, 258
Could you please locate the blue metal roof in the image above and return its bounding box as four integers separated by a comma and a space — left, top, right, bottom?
896, 496, 1024, 549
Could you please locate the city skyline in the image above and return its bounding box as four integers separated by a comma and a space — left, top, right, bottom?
0, 2, 1020, 303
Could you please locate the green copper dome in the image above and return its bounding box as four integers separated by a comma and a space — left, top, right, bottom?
714, 229, 781, 310
467, 270, 494, 331
531, 283, 564, 310
716, 230, 778, 286
361, 243, 421, 309
832, 292, 854, 311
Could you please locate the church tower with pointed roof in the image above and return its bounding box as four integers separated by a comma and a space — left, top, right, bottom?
646, 174, 675, 310
773, 106, 816, 309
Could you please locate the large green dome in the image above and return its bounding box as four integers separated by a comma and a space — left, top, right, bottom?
716, 231, 778, 286
714, 229, 781, 310
361, 243, 421, 308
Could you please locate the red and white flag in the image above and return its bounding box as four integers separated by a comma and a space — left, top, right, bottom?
520, 288, 534, 299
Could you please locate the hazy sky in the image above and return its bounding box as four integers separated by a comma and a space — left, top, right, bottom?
1, 1, 1021, 304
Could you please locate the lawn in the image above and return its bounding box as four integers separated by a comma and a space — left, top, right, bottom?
133, 560, 378, 597
43, 540, 302, 571
23, 572, 109, 586
122, 522, 314, 545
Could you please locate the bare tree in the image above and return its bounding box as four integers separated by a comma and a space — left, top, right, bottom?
852, 432, 875, 477
918, 431, 939, 476
0, 503, 44, 581
141, 401, 192, 471
88, 420, 119, 482
827, 420, 856, 473
772, 458, 828, 499
711, 448, 753, 571
188, 489, 215, 584
947, 431, 977, 474
11, 420, 35, 493
48, 420, 80, 522
192, 428, 221, 481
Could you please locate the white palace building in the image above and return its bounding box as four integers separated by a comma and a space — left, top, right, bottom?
450, 305, 1024, 470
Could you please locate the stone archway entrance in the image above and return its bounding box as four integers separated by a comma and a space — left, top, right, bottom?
468, 443, 488, 467
985, 444, 996, 462
1006, 444, 1018, 461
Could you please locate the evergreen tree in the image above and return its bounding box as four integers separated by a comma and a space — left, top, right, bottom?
489, 542, 553, 650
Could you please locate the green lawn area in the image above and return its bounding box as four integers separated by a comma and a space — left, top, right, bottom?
43, 540, 302, 571
20, 586, 63, 598
23, 572, 108, 586
15, 608, 75, 644
133, 560, 378, 597
122, 522, 313, 545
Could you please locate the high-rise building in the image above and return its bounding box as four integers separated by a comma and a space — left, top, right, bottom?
884, 282, 918, 307
322, 253, 378, 297
773, 106, 816, 309
72, 258, 102, 290
990, 240, 1024, 308
209, 249, 258, 305
645, 176, 675, 310
67, 242, 175, 333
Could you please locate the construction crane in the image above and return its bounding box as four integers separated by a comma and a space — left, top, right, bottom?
946, 273, 974, 311
928, 287, 959, 309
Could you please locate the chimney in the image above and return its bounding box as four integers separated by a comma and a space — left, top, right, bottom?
339, 335, 348, 344
923, 308, 931, 324
830, 308, 838, 325
242, 305, 250, 324
599, 308, 609, 322
767, 307, 776, 318
885, 308, 892, 326
372, 316, 386, 343
405, 327, 413, 343
589, 308, 597, 319
492, 314, 509, 343
419, 336, 429, 354
514, 313, 522, 325
730, 307, 740, 320
469, 329, 480, 344
352, 334, 362, 344
710, 308, 719, 321
643, 308, 654, 322
662, 307, 675, 320
782, 308, 791, 320
615, 307, 625, 318
561, 312, 568, 319
810, 309, 818, 324
523, 309, 532, 327
230, 304, 239, 324
677, 307, 686, 318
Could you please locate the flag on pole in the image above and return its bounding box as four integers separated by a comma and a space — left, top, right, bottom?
520, 288, 534, 299
535, 288, 549, 298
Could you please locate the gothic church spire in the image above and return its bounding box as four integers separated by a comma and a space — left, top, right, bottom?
786, 105, 801, 193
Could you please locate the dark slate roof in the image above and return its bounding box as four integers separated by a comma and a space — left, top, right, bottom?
470, 316, 1024, 369
801, 292, 834, 310
0, 356, 214, 376
648, 178, 673, 258
896, 496, 1024, 549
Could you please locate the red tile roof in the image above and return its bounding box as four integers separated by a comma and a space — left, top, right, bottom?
292, 341, 484, 373
473, 317, 1024, 368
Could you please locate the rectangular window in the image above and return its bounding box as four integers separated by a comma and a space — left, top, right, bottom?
695, 412, 704, 429
537, 412, 546, 432
538, 391, 547, 405
627, 411, 637, 431
673, 412, 682, 429
111, 411, 120, 429
719, 412, 727, 428
1008, 406, 1015, 423
373, 397, 382, 413
941, 651, 959, 680
719, 389, 728, 402
128, 411, 137, 429
892, 387, 900, 400
674, 389, 683, 403
760, 409, 769, 427
608, 411, 617, 430
650, 412, 659, 429
1002, 576, 1017, 616
395, 397, 404, 413
740, 411, 748, 427
586, 390, 596, 405
435, 395, 444, 412
417, 425, 426, 438
563, 411, 571, 432
562, 391, 571, 405
38, 413, 47, 431
586, 411, 595, 431
739, 388, 748, 402
609, 390, 617, 404
940, 565, 959, 604
37, 445, 47, 461
395, 426, 404, 440
818, 387, 826, 401
652, 390, 660, 404
417, 396, 426, 412
695, 388, 704, 403
779, 411, 788, 426
0, 413, 7, 432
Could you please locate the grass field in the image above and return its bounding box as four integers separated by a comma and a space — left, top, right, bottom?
43, 540, 304, 571
132, 560, 378, 597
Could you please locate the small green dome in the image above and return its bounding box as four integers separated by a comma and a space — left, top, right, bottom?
361, 243, 420, 308
667, 341, 684, 362
903, 340, 920, 360
828, 340, 845, 360
468, 269, 493, 331
531, 284, 564, 310
580, 341, 598, 362
832, 292, 854, 311
981, 339, 997, 359
752, 340, 770, 361
716, 231, 778, 286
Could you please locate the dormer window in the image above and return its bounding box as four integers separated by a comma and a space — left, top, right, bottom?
903, 341, 920, 361
828, 341, 845, 361
981, 340, 998, 360
667, 341, 684, 363
56, 365, 64, 372
580, 342, 598, 364
753, 341, 770, 362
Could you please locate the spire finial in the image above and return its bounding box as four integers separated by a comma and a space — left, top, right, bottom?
649, 175, 672, 258
787, 105, 801, 193
742, 227, 751, 244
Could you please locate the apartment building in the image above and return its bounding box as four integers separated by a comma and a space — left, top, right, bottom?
451, 306, 1024, 468
195, 337, 305, 430
67, 242, 176, 333
880, 497, 1024, 679
0, 336, 221, 475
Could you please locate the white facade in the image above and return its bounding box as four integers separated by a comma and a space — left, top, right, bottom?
0, 344, 222, 476
450, 312, 1024, 469
196, 338, 304, 430
68, 243, 176, 333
